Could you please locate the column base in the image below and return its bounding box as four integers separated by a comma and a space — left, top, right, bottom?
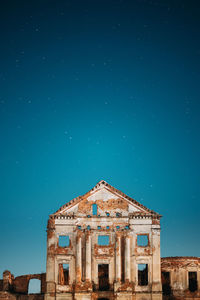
114, 281, 134, 292
115, 292, 133, 300
152, 282, 162, 292
75, 281, 93, 292
45, 293, 56, 300
135, 292, 162, 300
53, 293, 73, 300
74, 293, 92, 300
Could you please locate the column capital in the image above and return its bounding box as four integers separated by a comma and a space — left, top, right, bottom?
47, 217, 55, 229
125, 233, 131, 239
116, 231, 123, 238
76, 231, 83, 241
85, 231, 91, 241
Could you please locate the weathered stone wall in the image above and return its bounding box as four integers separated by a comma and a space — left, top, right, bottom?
13, 274, 46, 294
45, 180, 162, 300
161, 257, 200, 299
0, 292, 44, 300
0, 271, 46, 295
2, 181, 199, 300
1, 256, 200, 300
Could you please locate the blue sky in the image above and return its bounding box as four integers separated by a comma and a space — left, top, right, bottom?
0, 0, 200, 278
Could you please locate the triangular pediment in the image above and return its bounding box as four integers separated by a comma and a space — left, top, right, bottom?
53, 180, 160, 217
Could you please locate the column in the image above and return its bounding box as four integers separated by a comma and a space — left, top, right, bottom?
152, 227, 162, 292
45, 218, 56, 300
125, 235, 131, 282
85, 233, 92, 281
116, 234, 121, 282
76, 234, 82, 282
198, 269, 200, 292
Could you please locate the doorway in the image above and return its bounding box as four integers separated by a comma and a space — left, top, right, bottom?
98, 264, 109, 291
189, 272, 197, 292
162, 271, 171, 295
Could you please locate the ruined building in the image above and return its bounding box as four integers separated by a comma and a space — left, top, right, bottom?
45, 180, 162, 300
1, 180, 200, 300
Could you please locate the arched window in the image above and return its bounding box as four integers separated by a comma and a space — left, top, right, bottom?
28, 279, 40, 294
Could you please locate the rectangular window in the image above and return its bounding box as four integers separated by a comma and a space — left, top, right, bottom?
58, 263, 69, 285
189, 272, 197, 292
92, 203, 97, 215
137, 235, 148, 246
98, 235, 109, 245
138, 264, 148, 286
59, 235, 70, 247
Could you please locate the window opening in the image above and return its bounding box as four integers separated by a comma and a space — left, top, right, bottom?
98, 235, 109, 245
116, 226, 120, 230
59, 236, 70, 247
97, 226, 101, 230
58, 264, 69, 285
162, 272, 171, 295
28, 279, 41, 294
78, 225, 81, 229
116, 212, 121, 217
106, 226, 110, 229
106, 212, 110, 217
87, 225, 91, 230
125, 225, 129, 230
189, 272, 197, 292
137, 235, 148, 246
98, 264, 109, 291
138, 264, 148, 286
92, 203, 97, 215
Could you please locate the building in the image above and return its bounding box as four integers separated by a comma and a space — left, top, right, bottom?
0, 180, 200, 300
45, 180, 162, 300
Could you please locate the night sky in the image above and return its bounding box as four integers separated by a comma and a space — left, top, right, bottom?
1, 0, 200, 278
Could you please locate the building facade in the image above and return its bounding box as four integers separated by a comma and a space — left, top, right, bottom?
1, 180, 200, 300
45, 180, 162, 300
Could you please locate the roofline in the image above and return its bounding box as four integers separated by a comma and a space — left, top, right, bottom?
53, 180, 161, 217
161, 256, 200, 260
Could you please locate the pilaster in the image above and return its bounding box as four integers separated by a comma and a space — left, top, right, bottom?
85, 233, 92, 281
116, 233, 121, 282
45, 217, 56, 300
76, 232, 82, 282
151, 226, 162, 292
125, 235, 131, 282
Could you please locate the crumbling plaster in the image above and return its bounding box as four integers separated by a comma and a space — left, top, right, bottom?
1, 181, 199, 300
